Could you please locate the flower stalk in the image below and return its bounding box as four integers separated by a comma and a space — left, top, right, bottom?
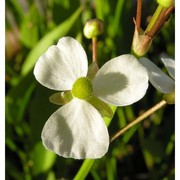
92, 37, 97, 62
83, 18, 104, 63
135, 0, 142, 33
110, 100, 167, 142
132, 1, 174, 57
145, 4, 174, 39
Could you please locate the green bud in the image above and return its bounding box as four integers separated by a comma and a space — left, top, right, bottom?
83, 18, 104, 39
157, 0, 174, 8
72, 77, 93, 100
163, 91, 175, 104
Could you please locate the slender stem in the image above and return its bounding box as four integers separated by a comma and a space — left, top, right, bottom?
146, 4, 163, 33
92, 37, 97, 62
164, 5, 174, 18
146, 7, 167, 38
136, 0, 142, 33
145, 4, 174, 38
159, 5, 174, 31
110, 100, 167, 142
74, 159, 94, 180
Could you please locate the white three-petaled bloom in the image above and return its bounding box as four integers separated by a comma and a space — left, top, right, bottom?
34, 36, 149, 159
140, 57, 175, 94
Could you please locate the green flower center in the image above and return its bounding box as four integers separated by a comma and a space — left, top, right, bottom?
72, 77, 93, 100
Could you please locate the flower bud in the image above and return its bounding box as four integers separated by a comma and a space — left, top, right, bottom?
163, 91, 175, 104
157, 0, 174, 8
83, 18, 104, 39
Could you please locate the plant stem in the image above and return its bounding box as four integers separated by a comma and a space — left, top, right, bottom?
145, 4, 174, 38
146, 4, 163, 33
110, 100, 167, 142
146, 7, 167, 38
74, 159, 94, 180
92, 37, 97, 62
136, 0, 142, 33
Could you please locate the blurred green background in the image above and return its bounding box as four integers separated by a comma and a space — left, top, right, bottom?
5, 0, 174, 179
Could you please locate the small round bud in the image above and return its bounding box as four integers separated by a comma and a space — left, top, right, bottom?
72, 77, 93, 100
157, 0, 174, 8
163, 91, 175, 104
83, 18, 104, 39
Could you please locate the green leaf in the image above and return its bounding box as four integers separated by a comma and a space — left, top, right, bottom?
21, 6, 83, 76
20, 5, 40, 48
106, 157, 117, 180
9, 0, 25, 21
94, 0, 110, 20
47, 171, 56, 180
31, 142, 56, 175
49, 91, 73, 105
117, 107, 127, 128
29, 85, 57, 143
165, 134, 175, 155
88, 96, 113, 118
112, 0, 125, 37
122, 125, 139, 143
6, 72, 36, 124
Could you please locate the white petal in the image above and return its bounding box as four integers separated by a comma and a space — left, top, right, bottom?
93, 54, 149, 106
161, 57, 175, 79
34, 37, 88, 91
140, 57, 175, 93
41, 98, 109, 159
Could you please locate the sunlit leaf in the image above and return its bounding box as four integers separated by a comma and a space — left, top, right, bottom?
47, 171, 56, 180
31, 142, 56, 175
20, 5, 40, 48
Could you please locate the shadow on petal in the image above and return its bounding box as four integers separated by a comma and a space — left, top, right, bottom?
41, 111, 74, 158
42, 98, 109, 159
93, 72, 129, 97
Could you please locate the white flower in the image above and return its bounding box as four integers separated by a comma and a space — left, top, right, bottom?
140, 57, 175, 93
34, 36, 148, 159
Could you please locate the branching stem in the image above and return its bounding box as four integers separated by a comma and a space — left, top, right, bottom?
145, 4, 174, 39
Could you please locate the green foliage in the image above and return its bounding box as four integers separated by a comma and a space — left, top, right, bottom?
20, 4, 40, 48
31, 142, 56, 175
6, 0, 174, 179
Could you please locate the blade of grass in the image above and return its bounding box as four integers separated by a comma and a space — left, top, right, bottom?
106, 157, 117, 180
10, 0, 25, 20
6, 72, 36, 124
112, 0, 125, 36
117, 107, 127, 128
